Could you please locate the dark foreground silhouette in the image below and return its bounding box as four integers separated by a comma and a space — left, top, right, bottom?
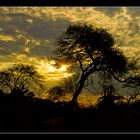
0, 90, 140, 132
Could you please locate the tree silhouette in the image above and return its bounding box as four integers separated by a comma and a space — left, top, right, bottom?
56, 24, 129, 104
48, 86, 65, 102
48, 74, 79, 102
0, 63, 44, 97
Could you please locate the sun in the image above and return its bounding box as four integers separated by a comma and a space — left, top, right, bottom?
37, 60, 56, 73
58, 65, 67, 72
36, 59, 73, 80
47, 65, 56, 73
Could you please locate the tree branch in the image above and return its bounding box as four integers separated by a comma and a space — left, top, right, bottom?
76, 54, 85, 74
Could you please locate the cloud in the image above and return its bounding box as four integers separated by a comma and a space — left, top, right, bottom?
0, 35, 15, 41
0, 7, 139, 68
0, 7, 139, 92
24, 47, 30, 53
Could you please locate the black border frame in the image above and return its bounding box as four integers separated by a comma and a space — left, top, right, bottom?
0, 1, 140, 136
0, 0, 140, 6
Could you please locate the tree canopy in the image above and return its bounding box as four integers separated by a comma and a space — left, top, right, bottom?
55, 23, 136, 103
0, 63, 44, 97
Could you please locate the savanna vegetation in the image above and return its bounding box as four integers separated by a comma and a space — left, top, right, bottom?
0, 23, 140, 132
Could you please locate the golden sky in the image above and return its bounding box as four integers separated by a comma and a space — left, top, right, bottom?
0, 7, 140, 84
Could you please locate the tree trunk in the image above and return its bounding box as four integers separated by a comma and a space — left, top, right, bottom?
70, 61, 100, 106
71, 71, 92, 104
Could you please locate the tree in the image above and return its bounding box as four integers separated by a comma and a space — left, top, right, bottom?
55, 24, 129, 104
0, 63, 44, 97
48, 86, 65, 102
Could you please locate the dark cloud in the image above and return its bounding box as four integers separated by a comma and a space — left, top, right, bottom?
0, 7, 139, 62
27, 19, 70, 40
30, 45, 55, 58
94, 7, 121, 17
0, 12, 70, 40
0, 11, 71, 59
127, 8, 140, 17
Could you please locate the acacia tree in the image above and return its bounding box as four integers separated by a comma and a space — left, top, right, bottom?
0, 63, 44, 97
55, 24, 130, 104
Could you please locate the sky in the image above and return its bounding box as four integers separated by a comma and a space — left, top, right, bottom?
0, 7, 140, 89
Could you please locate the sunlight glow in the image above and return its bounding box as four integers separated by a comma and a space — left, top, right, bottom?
36, 59, 73, 81
48, 65, 56, 72
58, 65, 67, 72
63, 73, 73, 78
